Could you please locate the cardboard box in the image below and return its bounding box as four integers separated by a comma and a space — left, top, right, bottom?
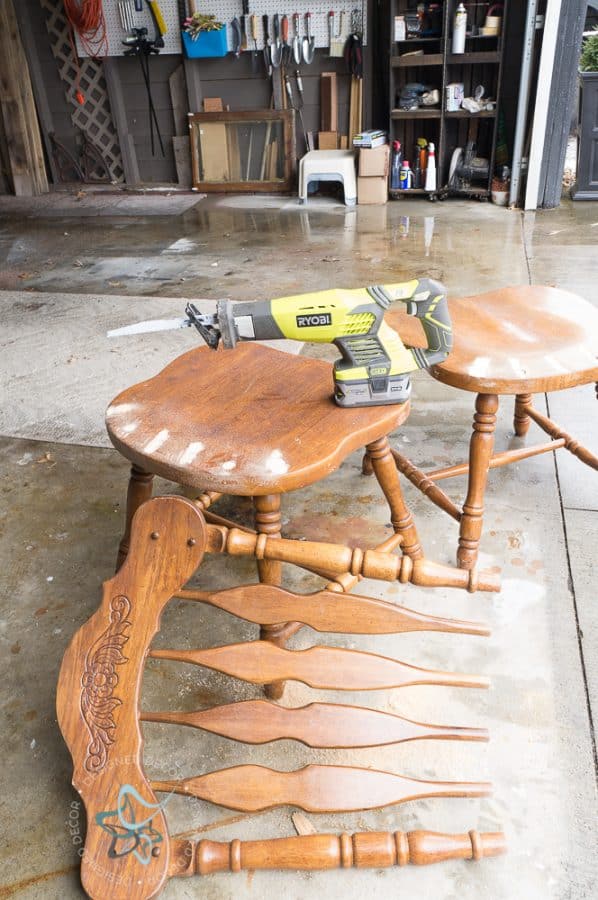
358, 175, 388, 205
359, 144, 390, 177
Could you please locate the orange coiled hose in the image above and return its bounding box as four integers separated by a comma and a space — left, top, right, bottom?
63, 0, 108, 60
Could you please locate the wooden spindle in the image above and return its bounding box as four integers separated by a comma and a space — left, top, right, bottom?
141, 699, 488, 748
513, 393, 533, 438
152, 764, 492, 813
169, 829, 506, 877
366, 436, 424, 558
175, 583, 490, 636
205, 524, 500, 592
116, 465, 154, 571
525, 403, 598, 470
149, 641, 490, 692
457, 393, 499, 570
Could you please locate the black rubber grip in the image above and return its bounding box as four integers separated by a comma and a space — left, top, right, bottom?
410, 278, 452, 368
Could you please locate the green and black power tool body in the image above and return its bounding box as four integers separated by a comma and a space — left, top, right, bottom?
185, 278, 452, 407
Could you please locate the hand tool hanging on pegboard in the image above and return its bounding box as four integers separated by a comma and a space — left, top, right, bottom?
302, 12, 315, 64
281, 15, 292, 66
176, 1, 188, 28
250, 14, 259, 73
123, 28, 165, 156
292, 13, 302, 65
345, 8, 363, 78
262, 14, 272, 75
240, 0, 248, 53
271, 14, 282, 68
231, 17, 242, 58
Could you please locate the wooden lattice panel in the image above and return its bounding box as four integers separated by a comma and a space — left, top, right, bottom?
40, 0, 124, 182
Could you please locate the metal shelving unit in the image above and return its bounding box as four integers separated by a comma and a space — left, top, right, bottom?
387, 1, 509, 200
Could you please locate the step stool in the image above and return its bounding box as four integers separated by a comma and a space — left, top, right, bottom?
298, 149, 357, 206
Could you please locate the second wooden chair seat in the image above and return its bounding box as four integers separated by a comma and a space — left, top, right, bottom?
385, 284, 598, 569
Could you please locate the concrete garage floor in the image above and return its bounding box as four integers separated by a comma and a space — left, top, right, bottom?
0, 194, 596, 899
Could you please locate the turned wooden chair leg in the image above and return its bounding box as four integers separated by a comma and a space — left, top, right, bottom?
362, 449, 374, 476
253, 494, 297, 701
366, 436, 424, 560
457, 394, 499, 571
514, 393, 532, 438
116, 464, 154, 571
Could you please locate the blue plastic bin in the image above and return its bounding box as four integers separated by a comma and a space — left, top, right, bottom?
182, 29, 228, 58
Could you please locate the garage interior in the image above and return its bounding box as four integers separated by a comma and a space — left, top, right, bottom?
0, 3, 597, 900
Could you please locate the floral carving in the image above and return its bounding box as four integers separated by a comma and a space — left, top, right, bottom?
81, 595, 131, 773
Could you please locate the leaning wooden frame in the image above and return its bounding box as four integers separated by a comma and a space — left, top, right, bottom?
188, 109, 296, 192
57, 495, 505, 900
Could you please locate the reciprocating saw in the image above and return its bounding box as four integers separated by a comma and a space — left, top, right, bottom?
108, 279, 452, 408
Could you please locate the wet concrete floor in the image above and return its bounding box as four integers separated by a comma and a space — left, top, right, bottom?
0, 193, 596, 899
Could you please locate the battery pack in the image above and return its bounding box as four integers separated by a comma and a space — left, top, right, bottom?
333, 373, 412, 407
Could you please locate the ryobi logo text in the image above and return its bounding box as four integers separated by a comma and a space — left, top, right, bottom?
296, 313, 332, 328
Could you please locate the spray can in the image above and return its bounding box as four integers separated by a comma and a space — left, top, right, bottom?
390, 140, 403, 190
452, 3, 467, 54
399, 161, 413, 190
424, 142, 436, 192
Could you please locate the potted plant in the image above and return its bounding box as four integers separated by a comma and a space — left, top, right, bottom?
572, 27, 598, 199
182, 12, 227, 58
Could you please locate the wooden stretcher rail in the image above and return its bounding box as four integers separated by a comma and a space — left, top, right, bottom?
169, 829, 506, 877
204, 524, 500, 593
141, 699, 488, 748
152, 764, 492, 813
175, 583, 490, 636
149, 641, 490, 692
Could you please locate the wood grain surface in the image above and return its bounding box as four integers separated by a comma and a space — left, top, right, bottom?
206, 523, 500, 592
176, 583, 490, 635
141, 699, 488, 747
106, 343, 410, 495
152, 764, 492, 812
387, 285, 598, 394
149, 641, 490, 691
169, 829, 507, 876
56, 497, 207, 900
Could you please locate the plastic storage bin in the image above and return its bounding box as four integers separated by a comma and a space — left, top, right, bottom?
182, 29, 228, 58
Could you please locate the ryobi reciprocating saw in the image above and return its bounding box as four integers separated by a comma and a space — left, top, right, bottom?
108, 278, 452, 408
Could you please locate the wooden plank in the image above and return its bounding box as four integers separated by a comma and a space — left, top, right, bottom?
152, 764, 492, 813
56, 497, 207, 900
198, 122, 229, 181
172, 136, 192, 188
169, 64, 188, 136
12, 1, 59, 184
176, 584, 490, 636
203, 97, 224, 111
226, 122, 241, 182
272, 67, 285, 111
320, 72, 338, 132
141, 699, 488, 747
183, 57, 203, 113
103, 58, 140, 186
149, 641, 489, 691
318, 131, 338, 149
0, 0, 48, 195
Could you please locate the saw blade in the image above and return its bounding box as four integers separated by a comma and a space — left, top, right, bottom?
107, 317, 192, 338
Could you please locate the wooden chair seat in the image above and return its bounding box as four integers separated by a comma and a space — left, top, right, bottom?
387, 285, 598, 394
384, 284, 598, 571
106, 342, 410, 496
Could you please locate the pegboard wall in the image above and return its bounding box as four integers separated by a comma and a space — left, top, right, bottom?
76, 1, 366, 57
